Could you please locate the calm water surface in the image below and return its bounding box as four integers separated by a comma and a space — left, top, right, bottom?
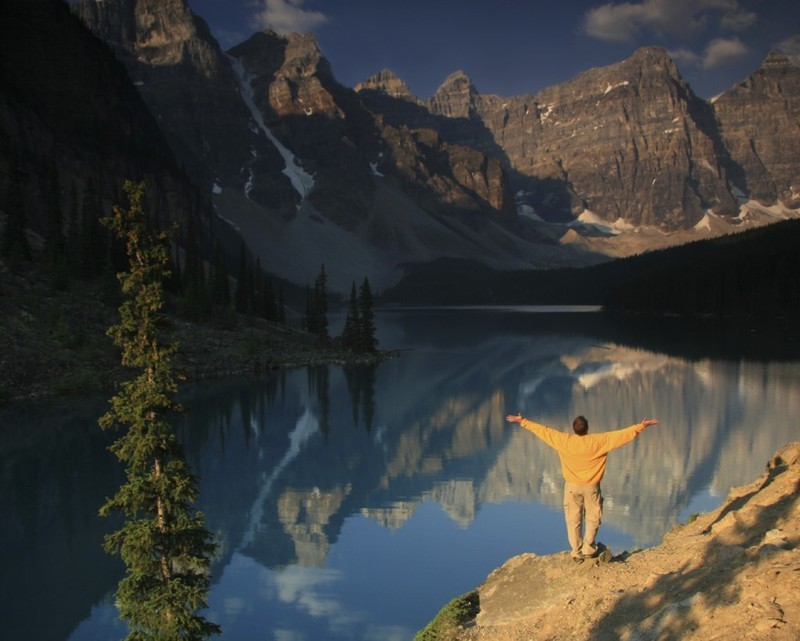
2, 308, 799, 641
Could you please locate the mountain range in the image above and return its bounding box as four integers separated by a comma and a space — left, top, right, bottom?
2, 0, 799, 295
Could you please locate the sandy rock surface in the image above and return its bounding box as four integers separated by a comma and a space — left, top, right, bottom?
446, 442, 800, 641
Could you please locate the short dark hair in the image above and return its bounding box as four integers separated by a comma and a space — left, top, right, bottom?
572, 416, 588, 435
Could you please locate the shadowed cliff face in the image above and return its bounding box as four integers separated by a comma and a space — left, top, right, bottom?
0, 0, 210, 242
713, 51, 800, 209
72, 0, 289, 200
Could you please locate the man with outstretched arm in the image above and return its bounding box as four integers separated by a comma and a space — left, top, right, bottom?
506, 413, 660, 562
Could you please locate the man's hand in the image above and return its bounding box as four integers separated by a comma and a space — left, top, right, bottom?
506, 413, 523, 424
641, 419, 659, 428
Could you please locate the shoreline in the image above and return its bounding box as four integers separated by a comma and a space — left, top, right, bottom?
0, 266, 395, 405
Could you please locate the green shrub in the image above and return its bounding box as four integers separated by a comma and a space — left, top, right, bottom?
414, 591, 479, 641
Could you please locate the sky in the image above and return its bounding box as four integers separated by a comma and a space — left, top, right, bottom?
188, 0, 800, 100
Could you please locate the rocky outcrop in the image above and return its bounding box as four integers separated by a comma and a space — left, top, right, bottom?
425, 442, 800, 640
429, 71, 482, 119
379, 124, 515, 218
713, 51, 800, 208
355, 69, 421, 103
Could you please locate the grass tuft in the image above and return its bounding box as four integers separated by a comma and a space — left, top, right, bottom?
414, 590, 480, 641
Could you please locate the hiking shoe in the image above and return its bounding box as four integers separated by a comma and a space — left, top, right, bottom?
572, 554, 585, 564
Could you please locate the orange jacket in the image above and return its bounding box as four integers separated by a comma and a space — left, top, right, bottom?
519, 419, 646, 485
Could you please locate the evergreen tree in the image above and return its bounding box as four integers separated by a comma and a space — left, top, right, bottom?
209, 240, 230, 308
66, 182, 80, 270
1, 151, 31, 267
303, 286, 314, 333
276, 287, 286, 325
98, 181, 219, 641
180, 217, 210, 320
341, 282, 360, 350
310, 264, 329, 339
262, 275, 277, 322
44, 160, 68, 289
234, 240, 251, 314
77, 178, 108, 279
358, 277, 377, 353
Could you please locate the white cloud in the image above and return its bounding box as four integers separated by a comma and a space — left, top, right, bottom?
668, 37, 749, 70
250, 0, 329, 35
702, 37, 749, 69
719, 7, 756, 32
583, 0, 756, 43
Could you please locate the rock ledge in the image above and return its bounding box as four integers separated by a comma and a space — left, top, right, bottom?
422, 442, 800, 641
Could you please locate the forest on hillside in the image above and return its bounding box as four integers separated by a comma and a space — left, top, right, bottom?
381, 218, 800, 319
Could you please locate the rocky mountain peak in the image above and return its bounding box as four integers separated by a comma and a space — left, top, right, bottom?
733, 49, 800, 94
74, 0, 221, 76
230, 29, 340, 119
763, 49, 798, 70
437, 70, 477, 92
131, 0, 198, 63
282, 31, 334, 80
555, 45, 684, 103
712, 49, 800, 208
626, 44, 677, 68
354, 69, 420, 103
429, 70, 480, 118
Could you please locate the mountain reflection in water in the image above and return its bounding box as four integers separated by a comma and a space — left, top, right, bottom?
2, 308, 798, 641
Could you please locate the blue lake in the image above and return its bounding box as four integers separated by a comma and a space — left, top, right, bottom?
2, 307, 798, 640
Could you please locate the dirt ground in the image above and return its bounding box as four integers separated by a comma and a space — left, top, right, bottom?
441, 442, 800, 641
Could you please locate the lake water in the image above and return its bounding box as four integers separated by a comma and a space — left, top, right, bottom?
2, 307, 799, 641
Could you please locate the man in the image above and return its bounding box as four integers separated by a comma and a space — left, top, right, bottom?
506, 413, 659, 562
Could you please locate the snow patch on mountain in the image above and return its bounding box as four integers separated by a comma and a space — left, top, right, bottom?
228, 54, 315, 203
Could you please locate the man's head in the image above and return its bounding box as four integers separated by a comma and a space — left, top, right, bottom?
572, 416, 589, 435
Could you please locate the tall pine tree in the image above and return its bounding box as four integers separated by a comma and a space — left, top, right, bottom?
1, 151, 31, 267
341, 282, 361, 350
358, 277, 377, 353
44, 160, 68, 290
304, 264, 329, 339
99, 181, 219, 641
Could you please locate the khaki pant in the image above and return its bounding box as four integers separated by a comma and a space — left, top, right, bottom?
563, 482, 603, 557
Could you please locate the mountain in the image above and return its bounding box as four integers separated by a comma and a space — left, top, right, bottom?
712, 51, 800, 209
0, 0, 212, 250
438, 48, 740, 228
358, 48, 800, 262
71, 0, 296, 209
72, 0, 591, 291
4, 0, 798, 298
360, 47, 799, 231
